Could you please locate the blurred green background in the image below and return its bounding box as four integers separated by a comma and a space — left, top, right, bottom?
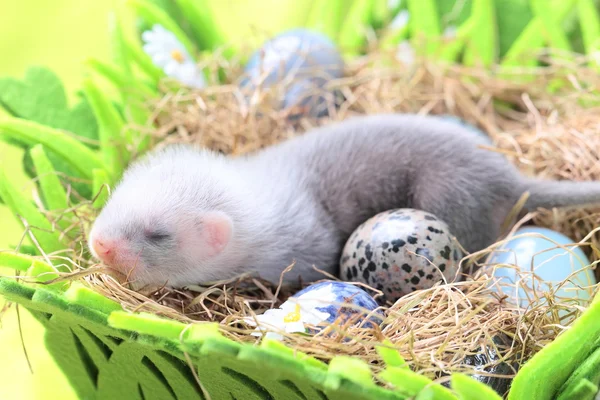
0, 1, 313, 398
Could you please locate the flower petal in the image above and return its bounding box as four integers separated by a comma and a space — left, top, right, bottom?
285, 321, 306, 333
265, 331, 284, 341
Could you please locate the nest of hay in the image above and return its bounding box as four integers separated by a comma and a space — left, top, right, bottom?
8, 45, 600, 389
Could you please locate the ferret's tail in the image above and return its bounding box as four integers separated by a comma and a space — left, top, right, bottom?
520, 178, 600, 211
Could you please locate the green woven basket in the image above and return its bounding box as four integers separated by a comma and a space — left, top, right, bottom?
2, 1, 600, 399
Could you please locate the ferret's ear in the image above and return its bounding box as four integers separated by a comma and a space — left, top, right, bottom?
199, 211, 233, 257
179, 211, 233, 259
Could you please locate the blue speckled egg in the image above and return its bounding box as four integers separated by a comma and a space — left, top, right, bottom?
241, 28, 344, 118
488, 226, 596, 311
340, 209, 462, 304
291, 281, 383, 329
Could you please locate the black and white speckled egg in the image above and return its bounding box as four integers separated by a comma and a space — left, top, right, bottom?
340, 208, 461, 303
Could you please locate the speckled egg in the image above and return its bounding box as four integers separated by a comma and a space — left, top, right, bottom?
241, 28, 344, 118
292, 281, 384, 329
340, 208, 461, 303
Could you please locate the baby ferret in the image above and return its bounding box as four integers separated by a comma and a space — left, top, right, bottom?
88, 114, 600, 288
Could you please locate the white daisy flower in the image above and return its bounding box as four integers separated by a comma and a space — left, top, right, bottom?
389, 9, 410, 30
141, 24, 205, 89
388, 0, 403, 9
396, 40, 415, 65
245, 283, 338, 341
443, 25, 458, 39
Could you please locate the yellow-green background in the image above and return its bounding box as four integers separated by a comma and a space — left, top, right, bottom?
0, 1, 314, 398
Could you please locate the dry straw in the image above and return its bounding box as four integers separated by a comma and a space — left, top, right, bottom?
4, 46, 600, 387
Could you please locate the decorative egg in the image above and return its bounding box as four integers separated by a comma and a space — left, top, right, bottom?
487, 226, 596, 311
461, 334, 518, 397
436, 114, 493, 144
340, 209, 462, 303
241, 28, 344, 118
291, 281, 384, 329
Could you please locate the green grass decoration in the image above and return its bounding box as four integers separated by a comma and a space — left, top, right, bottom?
407, 0, 441, 56
0, 118, 103, 180
439, 17, 476, 62
108, 11, 133, 75
531, 0, 573, 53
501, 0, 578, 66
451, 374, 503, 400
462, 0, 496, 67
378, 366, 457, 400
337, 0, 374, 55
127, 0, 196, 55
508, 294, 600, 400
82, 78, 128, 179
556, 346, 600, 399
0, 168, 64, 254
370, 0, 391, 30
3, 0, 600, 399
92, 168, 111, 209
0, 67, 99, 198
578, 0, 600, 57
173, 0, 227, 53
29, 144, 69, 211
307, 0, 346, 40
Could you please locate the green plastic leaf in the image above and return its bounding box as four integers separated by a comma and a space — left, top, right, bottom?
376, 340, 408, 368
128, 0, 195, 55
0, 168, 63, 254
307, 0, 345, 40
531, 0, 572, 52
173, 0, 227, 52
123, 33, 164, 81
378, 9, 410, 50
259, 338, 328, 371
108, 10, 133, 74
0, 67, 99, 146
370, 0, 390, 29
30, 144, 68, 211
85, 59, 156, 154
557, 379, 598, 400
451, 373, 502, 400
82, 78, 128, 178
557, 346, 600, 400
108, 311, 188, 340
407, 0, 441, 56
508, 297, 600, 400
64, 283, 123, 315
577, 0, 600, 55
337, 0, 374, 55
327, 356, 375, 388
86, 58, 155, 98
0, 118, 103, 180
463, 0, 496, 66
92, 168, 111, 209
0, 253, 43, 272
502, 0, 577, 66
439, 17, 476, 62
379, 366, 456, 399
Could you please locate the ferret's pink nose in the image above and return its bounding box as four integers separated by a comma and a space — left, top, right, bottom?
91, 237, 118, 265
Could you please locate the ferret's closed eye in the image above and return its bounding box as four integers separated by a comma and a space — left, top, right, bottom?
145, 231, 171, 242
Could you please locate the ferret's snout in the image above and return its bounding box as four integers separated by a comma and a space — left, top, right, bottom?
91, 237, 117, 265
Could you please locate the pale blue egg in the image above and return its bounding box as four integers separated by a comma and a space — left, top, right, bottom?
241, 28, 344, 118
488, 227, 596, 310
292, 281, 384, 329
436, 115, 492, 144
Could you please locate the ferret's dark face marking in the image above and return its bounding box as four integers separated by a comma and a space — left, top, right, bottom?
88, 145, 234, 289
